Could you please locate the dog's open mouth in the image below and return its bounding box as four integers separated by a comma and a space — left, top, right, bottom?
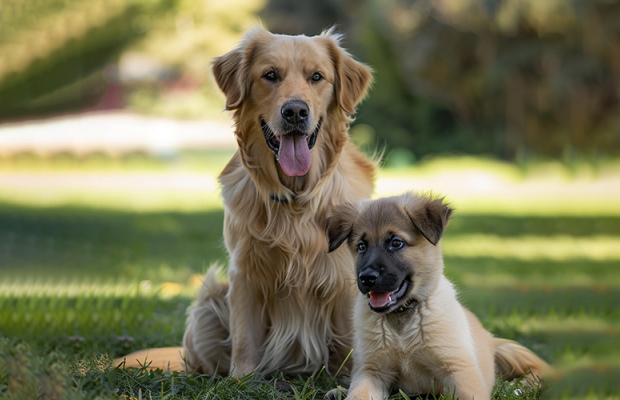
367, 279, 410, 313
261, 118, 321, 177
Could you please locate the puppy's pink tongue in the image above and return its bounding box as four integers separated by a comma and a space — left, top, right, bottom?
369, 292, 391, 308
278, 134, 311, 176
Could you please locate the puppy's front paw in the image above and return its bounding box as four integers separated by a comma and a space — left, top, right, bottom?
325, 386, 348, 399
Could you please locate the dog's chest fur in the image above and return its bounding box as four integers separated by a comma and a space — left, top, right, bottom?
219, 145, 375, 374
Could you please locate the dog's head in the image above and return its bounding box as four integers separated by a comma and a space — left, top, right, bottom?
326, 193, 453, 313
212, 27, 372, 178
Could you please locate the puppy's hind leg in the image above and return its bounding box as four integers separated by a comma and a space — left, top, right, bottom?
183, 269, 231, 375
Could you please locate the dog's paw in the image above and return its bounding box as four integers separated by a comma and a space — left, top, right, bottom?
325, 386, 348, 399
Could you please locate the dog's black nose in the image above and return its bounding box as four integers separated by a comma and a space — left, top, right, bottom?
281, 101, 309, 124
358, 270, 379, 291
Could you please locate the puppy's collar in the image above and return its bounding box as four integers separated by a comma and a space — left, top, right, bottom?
270, 193, 293, 204
392, 298, 417, 314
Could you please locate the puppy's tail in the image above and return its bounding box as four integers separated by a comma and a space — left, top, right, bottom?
183, 267, 231, 375
493, 338, 550, 383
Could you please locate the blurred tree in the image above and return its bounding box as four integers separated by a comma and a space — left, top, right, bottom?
0, 0, 264, 121
262, 0, 620, 160
0, 0, 158, 120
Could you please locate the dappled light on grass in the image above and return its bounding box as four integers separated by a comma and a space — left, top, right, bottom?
0, 185, 224, 212
487, 314, 620, 337
443, 235, 620, 261
0, 279, 149, 298
459, 272, 620, 291
0, 279, 159, 338
376, 156, 620, 217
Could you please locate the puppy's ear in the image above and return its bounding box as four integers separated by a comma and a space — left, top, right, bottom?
405, 194, 453, 246
325, 202, 359, 253
212, 28, 270, 110
322, 32, 373, 115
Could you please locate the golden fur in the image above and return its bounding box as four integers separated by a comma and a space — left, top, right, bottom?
326, 193, 549, 400
115, 27, 376, 377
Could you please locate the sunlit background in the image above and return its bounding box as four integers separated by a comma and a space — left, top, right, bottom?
1, 0, 619, 399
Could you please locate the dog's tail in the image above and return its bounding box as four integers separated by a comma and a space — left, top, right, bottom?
183, 268, 231, 375
114, 269, 230, 374
493, 338, 550, 384
113, 346, 186, 372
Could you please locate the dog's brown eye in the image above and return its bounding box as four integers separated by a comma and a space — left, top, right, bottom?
264, 71, 277, 81
311, 72, 323, 82
357, 242, 367, 253
390, 238, 404, 250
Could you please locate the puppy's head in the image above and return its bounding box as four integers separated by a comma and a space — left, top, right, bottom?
212, 27, 372, 178
326, 193, 453, 313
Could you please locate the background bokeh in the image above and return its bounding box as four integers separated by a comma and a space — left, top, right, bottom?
1, 1, 619, 399
1, 0, 619, 161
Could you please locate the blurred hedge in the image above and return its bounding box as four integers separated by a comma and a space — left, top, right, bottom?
263, 0, 620, 161
2, 0, 619, 161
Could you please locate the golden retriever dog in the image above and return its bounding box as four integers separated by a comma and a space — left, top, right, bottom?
325, 192, 549, 400
115, 27, 376, 377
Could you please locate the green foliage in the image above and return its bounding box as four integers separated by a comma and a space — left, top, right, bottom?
0, 0, 156, 119
262, 0, 620, 161
0, 0, 264, 121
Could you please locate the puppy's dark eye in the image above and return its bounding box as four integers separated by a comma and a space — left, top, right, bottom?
390, 237, 404, 250
263, 71, 277, 81
357, 242, 367, 253
311, 72, 323, 82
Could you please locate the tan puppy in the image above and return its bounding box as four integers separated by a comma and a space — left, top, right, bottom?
116, 27, 376, 377
326, 193, 549, 400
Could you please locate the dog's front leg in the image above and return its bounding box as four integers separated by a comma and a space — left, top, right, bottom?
345, 371, 391, 400
444, 369, 491, 400
228, 264, 266, 378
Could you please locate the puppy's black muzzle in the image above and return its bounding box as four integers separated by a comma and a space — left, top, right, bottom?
357, 249, 409, 294
357, 269, 402, 293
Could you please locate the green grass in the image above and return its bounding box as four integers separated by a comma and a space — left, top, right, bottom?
1, 156, 619, 399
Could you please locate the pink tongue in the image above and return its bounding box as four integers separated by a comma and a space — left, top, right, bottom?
369, 292, 391, 308
278, 134, 311, 177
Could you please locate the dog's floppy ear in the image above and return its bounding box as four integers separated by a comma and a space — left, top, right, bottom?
405, 194, 453, 246
212, 28, 270, 110
212, 47, 244, 110
325, 202, 359, 252
321, 31, 373, 115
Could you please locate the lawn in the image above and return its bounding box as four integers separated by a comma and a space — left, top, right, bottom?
0, 154, 619, 399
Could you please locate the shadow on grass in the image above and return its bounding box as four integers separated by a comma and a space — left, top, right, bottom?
0, 203, 227, 282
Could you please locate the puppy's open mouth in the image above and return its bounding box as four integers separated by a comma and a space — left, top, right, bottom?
261, 118, 321, 177
367, 279, 410, 313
